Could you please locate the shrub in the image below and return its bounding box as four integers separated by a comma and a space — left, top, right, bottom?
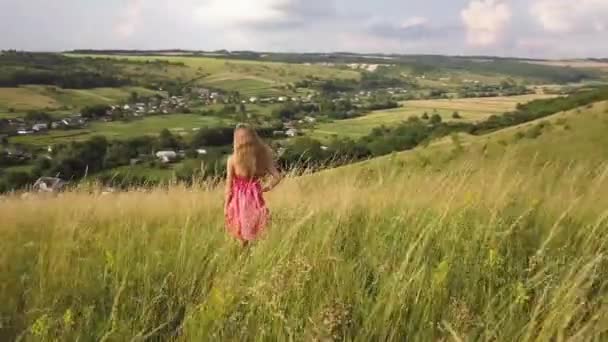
430, 114, 442, 125
525, 125, 543, 139
513, 131, 525, 141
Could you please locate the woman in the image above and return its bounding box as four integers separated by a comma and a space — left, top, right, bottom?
225, 124, 282, 245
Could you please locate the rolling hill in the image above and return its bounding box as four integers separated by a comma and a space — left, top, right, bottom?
1, 100, 607, 340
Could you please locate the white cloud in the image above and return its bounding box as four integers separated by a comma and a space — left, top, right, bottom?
192, 0, 335, 29
461, 0, 512, 46
114, 0, 144, 38
400, 17, 429, 29
194, 0, 289, 27
531, 0, 608, 34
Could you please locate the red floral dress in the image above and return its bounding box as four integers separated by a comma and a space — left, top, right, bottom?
225, 176, 269, 241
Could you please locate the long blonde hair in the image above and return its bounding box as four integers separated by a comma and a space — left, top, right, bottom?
232, 125, 273, 178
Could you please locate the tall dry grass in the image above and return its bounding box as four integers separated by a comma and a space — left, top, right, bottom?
1, 152, 608, 341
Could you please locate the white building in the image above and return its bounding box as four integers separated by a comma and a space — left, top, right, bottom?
286, 128, 298, 137
32, 123, 48, 131
155, 151, 178, 163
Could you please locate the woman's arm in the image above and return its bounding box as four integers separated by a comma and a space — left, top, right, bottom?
263, 163, 282, 192
225, 157, 234, 209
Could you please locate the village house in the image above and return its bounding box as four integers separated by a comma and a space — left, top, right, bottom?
55, 117, 86, 129
17, 129, 34, 135
285, 128, 299, 137
155, 150, 178, 164
259, 98, 274, 104
249, 97, 258, 104
32, 123, 48, 132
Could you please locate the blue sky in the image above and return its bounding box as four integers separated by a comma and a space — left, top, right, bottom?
1, 0, 607, 58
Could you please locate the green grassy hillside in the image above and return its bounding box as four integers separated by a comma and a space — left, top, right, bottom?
374, 100, 608, 168
1, 102, 607, 341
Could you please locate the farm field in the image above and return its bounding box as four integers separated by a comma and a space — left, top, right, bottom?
2, 102, 608, 341
202, 77, 280, 97
11, 114, 230, 146
66, 54, 360, 96
0, 87, 58, 112
0, 85, 162, 114
311, 94, 557, 139
524, 59, 608, 72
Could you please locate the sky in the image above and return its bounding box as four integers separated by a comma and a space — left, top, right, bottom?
1, 0, 608, 59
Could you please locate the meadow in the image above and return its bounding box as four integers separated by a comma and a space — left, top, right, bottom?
311, 94, 556, 139
1, 102, 607, 341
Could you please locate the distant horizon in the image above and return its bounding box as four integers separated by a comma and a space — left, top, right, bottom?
4, 49, 607, 62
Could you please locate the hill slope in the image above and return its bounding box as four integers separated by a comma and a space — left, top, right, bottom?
331, 100, 608, 175
1, 103, 608, 340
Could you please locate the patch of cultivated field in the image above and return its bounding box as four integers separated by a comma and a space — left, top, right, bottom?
525, 60, 608, 71
405, 94, 556, 113
12, 114, 231, 146
202, 76, 283, 97
0, 87, 59, 111
312, 94, 557, 139
0, 85, 162, 114
66, 54, 360, 95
